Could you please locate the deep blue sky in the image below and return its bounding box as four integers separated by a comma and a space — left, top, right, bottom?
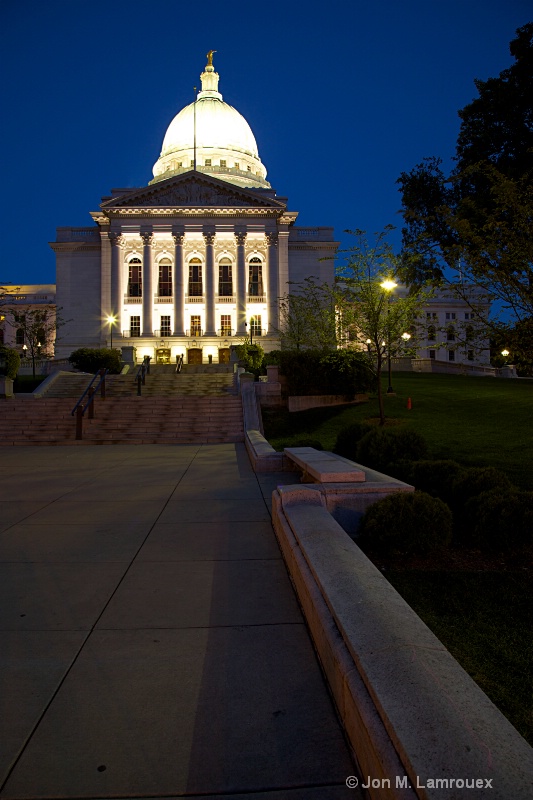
1, 0, 530, 286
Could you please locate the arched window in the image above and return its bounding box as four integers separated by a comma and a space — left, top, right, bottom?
218, 258, 232, 297
188, 258, 202, 296
16, 329, 25, 345
128, 257, 142, 297
158, 258, 172, 297
248, 257, 263, 297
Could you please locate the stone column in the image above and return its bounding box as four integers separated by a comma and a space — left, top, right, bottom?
141, 232, 154, 337
109, 232, 124, 334
235, 231, 247, 335
277, 223, 290, 301
266, 231, 279, 334
203, 230, 216, 336
172, 230, 185, 335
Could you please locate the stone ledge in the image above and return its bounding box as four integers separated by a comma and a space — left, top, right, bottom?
272, 487, 533, 800
285, 446, 366, 483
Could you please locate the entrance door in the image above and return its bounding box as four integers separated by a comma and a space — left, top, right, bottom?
188, 348, 203, 365
218, 348, 230, 364
156, 348, 171, 364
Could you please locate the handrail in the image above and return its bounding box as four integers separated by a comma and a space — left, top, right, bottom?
71, 369, 108, 417
71, 368, 109, 440
134, 355, 151, 395
175, 354, 184, 374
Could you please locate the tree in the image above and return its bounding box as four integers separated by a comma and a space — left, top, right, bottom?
3, 304, 64, 378
397, 23, 533, 323
278, 277, 338, 350
337, 228, 432, 426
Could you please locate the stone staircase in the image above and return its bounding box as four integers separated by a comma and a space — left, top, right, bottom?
0, 365, 244, 445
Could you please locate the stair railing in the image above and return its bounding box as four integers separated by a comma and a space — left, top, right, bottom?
134, 355, 151, 396
175, 354, 184, 374
71, 368, 109, 440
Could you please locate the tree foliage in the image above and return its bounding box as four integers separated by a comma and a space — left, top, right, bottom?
2, 304, 65, 378
397, 23, 533, 323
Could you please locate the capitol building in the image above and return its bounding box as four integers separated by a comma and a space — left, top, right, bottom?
50, 53, 337, 364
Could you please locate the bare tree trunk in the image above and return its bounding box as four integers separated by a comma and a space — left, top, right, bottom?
376, 356, 385, 426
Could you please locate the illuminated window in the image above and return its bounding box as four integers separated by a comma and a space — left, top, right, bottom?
220, 159, 226, 167
250, 315, 262, 336
248, 257, 263, 296
160, 315, 171, 335
234, 162, 240, 169
158, 258, 172, 297
219, 258, 232, 296
188, 258, 203, 296
190, 315, 201, 336
128, 258, 142, 297
220, 314, 232, 335
205, 159, 212, 166
130, 316, 141, 337
247, 166, 251, 172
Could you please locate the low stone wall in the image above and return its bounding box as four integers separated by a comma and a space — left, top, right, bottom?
272, 487, 533, 799
288, 393, 368, 412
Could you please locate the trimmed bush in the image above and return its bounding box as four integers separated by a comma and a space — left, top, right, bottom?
355, 427, 429, 473
464, 488, 533, 553
394, 459, 465, 505
358, 491, 453, 556
451, 466, 512, 514
333, 422, 373, 460
68, 348, 122, 374
0, 345, 21, 379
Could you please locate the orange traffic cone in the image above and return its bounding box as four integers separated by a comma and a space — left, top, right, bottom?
407, 397, 412, 410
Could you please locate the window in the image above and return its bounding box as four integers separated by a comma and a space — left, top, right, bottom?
160, 315, 171, 335
250, 315, 262, 337
188, 258, 203, 296
429, 350, 436, 360
220, 314, 232, 335
220, 159, 226, 167
426, 312, 437, 320
190, 315, 202, 336
465, 324, 474, 341
247, 166, 251, 172
218, 258, 232, 296
16, 329, 25, 345
128, 258, 142, 297
448, 350, 455, 362
445, 312, 456, 320
205, 159, 212, 166
158, 258, 172, 297
130, 316, 141, 337
467, 350, 474, 361
234, 162, 240, 170
427, 325, 436, 341
248, 257, 263, 296
446, 326, 455, 342
465, 313, 472, 320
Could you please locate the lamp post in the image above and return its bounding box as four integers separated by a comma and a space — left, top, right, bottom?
106, 315, 117, 349
22, 344, 28, 360
380, 279, 397, 394
501, 349, 510, 359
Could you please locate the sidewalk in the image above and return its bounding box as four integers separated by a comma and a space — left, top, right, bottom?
0, 443, 361, 799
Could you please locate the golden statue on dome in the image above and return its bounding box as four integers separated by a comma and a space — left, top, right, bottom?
206, 50, 216, 66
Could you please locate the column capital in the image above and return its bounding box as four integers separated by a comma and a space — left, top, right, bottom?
203, 231, 216, 246
109, 232, 125, 247
265, 231, 278, 246
140, 232, 154, 247
172, 232, 185, 246
235, 231, 247, 246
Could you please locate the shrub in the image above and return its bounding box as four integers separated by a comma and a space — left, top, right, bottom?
68, 348, 122, 374
235, 341, 264, 374
263, 349, 376, 396
355, 428, 429, 473
333, 422, 373, 460
465, 488, 533, 553
358, 491, 453, 556
450, 466, 512, 514
0, 345, 21, 379
394, 459, 465, 505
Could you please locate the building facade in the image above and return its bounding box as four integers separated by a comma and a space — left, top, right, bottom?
51, 55, 337, 363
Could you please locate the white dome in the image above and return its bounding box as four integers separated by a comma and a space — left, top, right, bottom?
151, 56, 270, 189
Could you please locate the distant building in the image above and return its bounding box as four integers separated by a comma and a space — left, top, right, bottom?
0, 285, 56, 356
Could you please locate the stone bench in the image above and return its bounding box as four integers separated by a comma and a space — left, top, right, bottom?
284, 446, 366, 483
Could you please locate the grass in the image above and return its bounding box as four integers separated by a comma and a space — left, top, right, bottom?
262, 372, 533, 489
13, 375, 46, 393
262, 372, 533, 742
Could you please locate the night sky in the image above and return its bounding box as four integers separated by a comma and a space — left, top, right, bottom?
1, 0, 530, 286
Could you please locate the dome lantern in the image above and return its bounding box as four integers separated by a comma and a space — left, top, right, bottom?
151, 53, 270, 189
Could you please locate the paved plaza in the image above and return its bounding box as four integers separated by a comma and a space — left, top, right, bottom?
0, 444, 360, 799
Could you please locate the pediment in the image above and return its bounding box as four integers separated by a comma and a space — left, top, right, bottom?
101, 172, 286, 211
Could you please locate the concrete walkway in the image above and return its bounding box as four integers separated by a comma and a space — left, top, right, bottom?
0, 444, 360, 799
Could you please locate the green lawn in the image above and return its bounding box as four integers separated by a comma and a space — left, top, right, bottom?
263, 372, 533, 489
262, 372, 533, 743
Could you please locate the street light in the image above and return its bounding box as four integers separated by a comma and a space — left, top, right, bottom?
501, 349, 510, 358
380, 279, 397, 394
22, 344, 28, 359
106, 315, 117, 349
